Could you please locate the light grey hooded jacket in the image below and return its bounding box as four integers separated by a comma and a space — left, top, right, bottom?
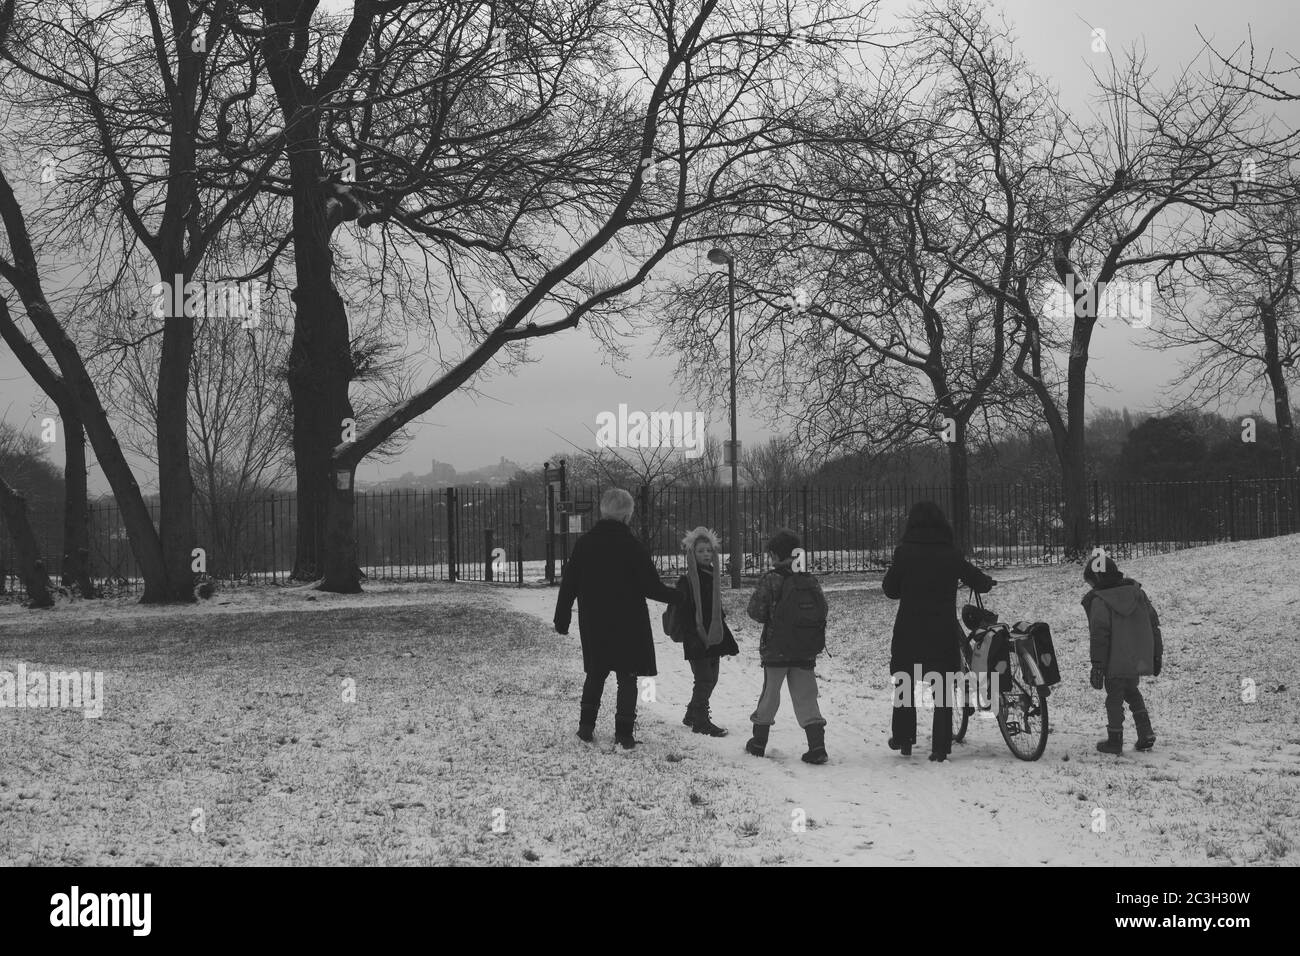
1082, 579, 1163, 678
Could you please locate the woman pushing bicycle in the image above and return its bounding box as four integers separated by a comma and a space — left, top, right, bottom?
883, 501, 995, 762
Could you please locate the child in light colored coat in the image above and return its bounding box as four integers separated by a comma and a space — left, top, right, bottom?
1083, 554, 1164, 754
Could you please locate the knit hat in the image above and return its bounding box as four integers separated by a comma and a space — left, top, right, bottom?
1084, 552, 1125, 589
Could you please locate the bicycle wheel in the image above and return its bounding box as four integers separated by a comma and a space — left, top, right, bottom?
951, 663, 972, 744
996, 644, 1048, 761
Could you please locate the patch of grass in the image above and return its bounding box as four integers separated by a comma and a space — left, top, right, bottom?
1264, 834, 1289, 859
0, 592, 784, 866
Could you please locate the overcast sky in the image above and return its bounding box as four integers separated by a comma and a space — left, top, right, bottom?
2, 0, 1296, 492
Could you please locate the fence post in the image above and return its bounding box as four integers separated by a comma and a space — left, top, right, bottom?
269, 497, 277, 585
559, 460, 570, 571
801, 486, 810, 564
484, 528, 494, 582
512, 518, 524, 586
544, 468, 555, 584
447, 486, 459, 582
638, 484, 650, 544
1092, 479, 1100, 544
1226, 476, 1236, 542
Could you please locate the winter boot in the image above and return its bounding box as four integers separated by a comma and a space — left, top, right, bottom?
1133, 711, 1156, 752
801, 722, 828, 765
577, 708, 597, 743
682, 705, 699, 730
745, 723, 770, 757
887, 736, 914, 756
1096, 728, 1123, 755
614, 719, 637, 750
691, 706, 728, 738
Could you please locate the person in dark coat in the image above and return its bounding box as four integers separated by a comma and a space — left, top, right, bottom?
882, 501, 994, 762
554, 487, 681, 749
669, 527, 739, 737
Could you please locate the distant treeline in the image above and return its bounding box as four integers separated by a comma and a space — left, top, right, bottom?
810, 408, 1298, 487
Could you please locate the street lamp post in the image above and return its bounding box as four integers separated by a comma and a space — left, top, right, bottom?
708, 247, 742, 589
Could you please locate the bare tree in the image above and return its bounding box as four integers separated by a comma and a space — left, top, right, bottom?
739, 435, 809, 487
298, 0, 879, 590
0, 0, 279, 600
658, 0, 1042, 549
102, 304, 293, 577
926, 13, 1293, 555
1153, 188, 1300, 475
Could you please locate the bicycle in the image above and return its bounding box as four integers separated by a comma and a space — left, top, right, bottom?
951, 590, 1050, 761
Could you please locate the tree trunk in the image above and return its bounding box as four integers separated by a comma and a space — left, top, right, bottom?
1260, 299, 1297, 477
254, 0, 382, 582
0, 473, 54, 608
287, 257, 355, 588
1260, 298, 1297, 534
60, 412, 95, 597
946, 427, 972, 554
1060, 428, 1090, 558
1060, 282, 1099, 559
320, 464, 361, 593
154, 275, 198, 603
284, 147, 356, 584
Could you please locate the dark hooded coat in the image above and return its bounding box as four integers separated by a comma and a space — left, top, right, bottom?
882, 526, 994, 675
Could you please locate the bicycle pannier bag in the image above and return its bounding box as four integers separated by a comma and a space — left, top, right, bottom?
969, 625, 1011, 708
1012, 621, 1061, 687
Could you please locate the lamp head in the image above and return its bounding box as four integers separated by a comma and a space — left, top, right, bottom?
707, 248, 732, 265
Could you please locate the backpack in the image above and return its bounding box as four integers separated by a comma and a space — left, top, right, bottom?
767, 569, 827, 660
662, 603, 679, 640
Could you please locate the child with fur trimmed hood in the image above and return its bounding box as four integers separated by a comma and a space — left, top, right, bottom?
669, 527, 740, 736
1083, 553, 1164, 754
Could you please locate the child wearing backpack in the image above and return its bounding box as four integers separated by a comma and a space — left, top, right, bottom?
744, 529, 830, 764
1083, 553, 1163, 754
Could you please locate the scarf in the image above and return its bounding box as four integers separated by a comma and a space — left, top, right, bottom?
686, 548, 725, 648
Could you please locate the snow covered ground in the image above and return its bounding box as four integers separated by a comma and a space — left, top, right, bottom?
498, 532, 1300, 865
0, 535, 1295, 865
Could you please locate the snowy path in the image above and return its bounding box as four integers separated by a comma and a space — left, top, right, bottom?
494, 586, 1192, 866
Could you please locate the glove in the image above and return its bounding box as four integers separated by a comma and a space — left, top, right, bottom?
1089, 666, 1105, 691
1153, 655, 1162, 677
554, 619, 569, 635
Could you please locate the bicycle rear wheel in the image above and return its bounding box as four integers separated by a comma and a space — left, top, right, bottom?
951, 668, 972, 744
996, 645, 1048, 761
